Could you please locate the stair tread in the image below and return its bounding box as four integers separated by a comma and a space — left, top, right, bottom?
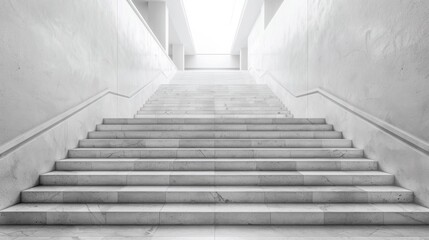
71, 147, 359, 150
3, 203, 428, 213
103, 118, 326, 124
89, 130, 341, 133
24, 185, 410, 192
42, 171, 392, 175
56, 158, 378, 171
98, 124, 331, 126
58, 158, 375, 161
134, 115, 292, 118
81, 139, 347, 141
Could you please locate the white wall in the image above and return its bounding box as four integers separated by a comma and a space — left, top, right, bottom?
172, 44, 185, 70
0, 0, 175, 210
147, 1, 169, 52
185, 55, 240, 70
249, 0, 429, 206
133, 0, 149, 22
240, 48, 248, 70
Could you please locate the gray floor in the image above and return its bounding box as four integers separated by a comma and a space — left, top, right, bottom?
1, 225, 429, 239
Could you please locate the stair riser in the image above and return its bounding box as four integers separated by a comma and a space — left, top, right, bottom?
141, 107, 286, 110
149, 96, 281, 99
102, 118, 326, 124
151, 95, 278, 98
146, 101, 283, 105
55, 160, 378, 171
40, 175, 393, 186
135, 114, 292, 118
155, 88, 270, 90
140, 108, 288, 112
137, 111, 290, 114
148, 96, 281, 99
141, 106, 287, 109
78, 139, 350, 148
142, 104, 286, 107
68, 149, 363, 158
21, 191, 412, 204
88, 131, 342, 139
96, 124, 333, 131
3, 211, 427, 225
154, 90, 274, 92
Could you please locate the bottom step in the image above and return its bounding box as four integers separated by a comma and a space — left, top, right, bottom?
1, 203, 428, 225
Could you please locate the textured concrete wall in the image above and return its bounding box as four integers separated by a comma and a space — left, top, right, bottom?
0, 0, 175, 209
249, 0, 429, 206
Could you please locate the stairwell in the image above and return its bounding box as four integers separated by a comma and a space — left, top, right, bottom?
1, 71, 428, 224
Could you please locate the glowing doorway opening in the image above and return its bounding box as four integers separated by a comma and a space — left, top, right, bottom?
183, 0, 246, 54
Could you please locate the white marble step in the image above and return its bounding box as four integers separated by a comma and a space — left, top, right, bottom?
141, 105, 285, 109
140, 107, 288, 111
159, 83, 263, 86
103, 118, 326, 124
78, 139, 351, 148
159, 84, 267, 87
149, 96, 281, 99
163, 85, 266, 86
155, 88, 273, 90
157, 88, 271, 91
2, 203, 428, 225
21, 185, 412, 203
152, 89, 274, 92
149, 96, 280, 100
67, 148, 363, 158
152, 94, 276, 97
169, 79, 257, 84
146, 100, 283, 104
141, 104, 286, 108
158, 87, 268, 89
148, 94, 282, 100
39, 171, 393, 186
146, 102, 283, 106
153, 92, 275, 95
137, 110, 291, 115
56, 158, 378, 171
88, 130, 342, 139
96, 124, 334, 131
135, 114, 292, 118
160, 84, 263, 86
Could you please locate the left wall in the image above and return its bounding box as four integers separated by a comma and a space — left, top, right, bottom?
0, 0, 176, 209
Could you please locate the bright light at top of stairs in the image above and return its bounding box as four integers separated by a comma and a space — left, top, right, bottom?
183, 0, 245, 54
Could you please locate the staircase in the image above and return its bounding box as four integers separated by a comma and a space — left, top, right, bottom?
1, 71, 428, 225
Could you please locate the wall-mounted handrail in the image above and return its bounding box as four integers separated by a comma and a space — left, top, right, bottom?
0, 71, 174, 158
251, 68, 429, 155
0, 1, 178, 157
